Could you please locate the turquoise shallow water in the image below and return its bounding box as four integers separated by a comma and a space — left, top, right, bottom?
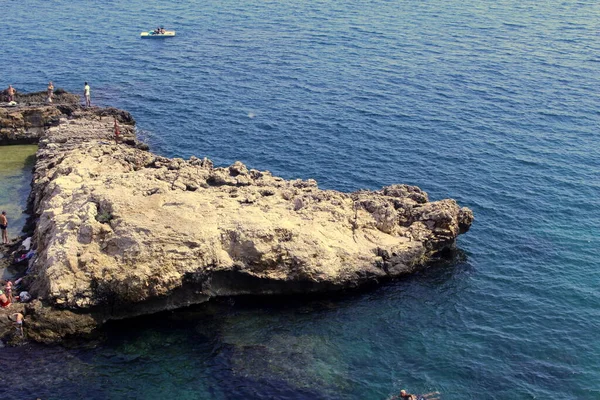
0, 146, 37, 237
0, 145, 37, 279
2, 0, 600, 398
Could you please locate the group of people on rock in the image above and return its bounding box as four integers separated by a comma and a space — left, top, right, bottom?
0, 209, 36, 342
1, 282, 24, 338
1, 248, 35, 340
3, 82, 91, 107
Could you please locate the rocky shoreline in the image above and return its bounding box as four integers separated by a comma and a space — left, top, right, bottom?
0, 99, 473, 345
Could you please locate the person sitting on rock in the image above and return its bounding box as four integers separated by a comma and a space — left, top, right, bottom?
8, 312, 24, 337
0, 288, 10, 308
4, 280, 13, 302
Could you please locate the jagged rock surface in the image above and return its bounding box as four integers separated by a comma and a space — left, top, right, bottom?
3, 105, 473, 342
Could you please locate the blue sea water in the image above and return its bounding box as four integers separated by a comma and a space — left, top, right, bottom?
2, 0, 600, 398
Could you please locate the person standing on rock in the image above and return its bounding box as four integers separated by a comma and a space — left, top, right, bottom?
6, 85, 15, 102
113, 118, 121, 143
47, 81, 54, 103
0, 211, 8, 244
84, 81, 91, 107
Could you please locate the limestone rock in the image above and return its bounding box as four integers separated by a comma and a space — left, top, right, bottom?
1, 103, 473, 343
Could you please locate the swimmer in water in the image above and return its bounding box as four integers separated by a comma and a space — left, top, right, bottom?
395, 389, 440, 400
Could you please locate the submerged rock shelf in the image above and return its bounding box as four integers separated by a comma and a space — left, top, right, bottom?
0, 102, 473, 344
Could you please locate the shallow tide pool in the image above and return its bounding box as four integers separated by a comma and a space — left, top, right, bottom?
0, 144, 36, 278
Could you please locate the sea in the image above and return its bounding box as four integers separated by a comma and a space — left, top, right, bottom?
1, 0, 599, 398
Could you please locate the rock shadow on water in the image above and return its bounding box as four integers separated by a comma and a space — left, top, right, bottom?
106, 296, 352, 397
0, 343, 102, 399
101, 307, 342, 398
409, 247, 473, 282
13, 248, 472, 399
95, 318, 225, 399
215, 342, 343, 400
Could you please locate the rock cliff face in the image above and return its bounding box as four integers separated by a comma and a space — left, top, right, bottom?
1, 104, 473, 343
0, 105, 63, 144
0, 89, 95, 144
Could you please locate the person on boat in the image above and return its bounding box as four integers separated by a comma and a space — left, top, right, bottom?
84, 82, 91, 107
160, 27, 165, 34
0, 211, 8, 244
6, 85, 15, 102
47, 81, 54, 103
154, 27, 161, 34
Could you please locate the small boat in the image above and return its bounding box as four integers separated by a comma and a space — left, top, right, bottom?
141, 30, 176, 38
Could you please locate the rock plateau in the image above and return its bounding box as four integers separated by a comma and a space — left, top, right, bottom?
0, 101, 473, 343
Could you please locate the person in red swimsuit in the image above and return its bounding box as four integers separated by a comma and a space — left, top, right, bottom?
4, 280, 12, 302
0, 289, 10, 308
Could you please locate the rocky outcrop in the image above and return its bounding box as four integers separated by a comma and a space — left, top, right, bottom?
1, 104, 473, 343
0, 105, 63, 144
0, 99, 134, 145
1, 90, 81, 144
